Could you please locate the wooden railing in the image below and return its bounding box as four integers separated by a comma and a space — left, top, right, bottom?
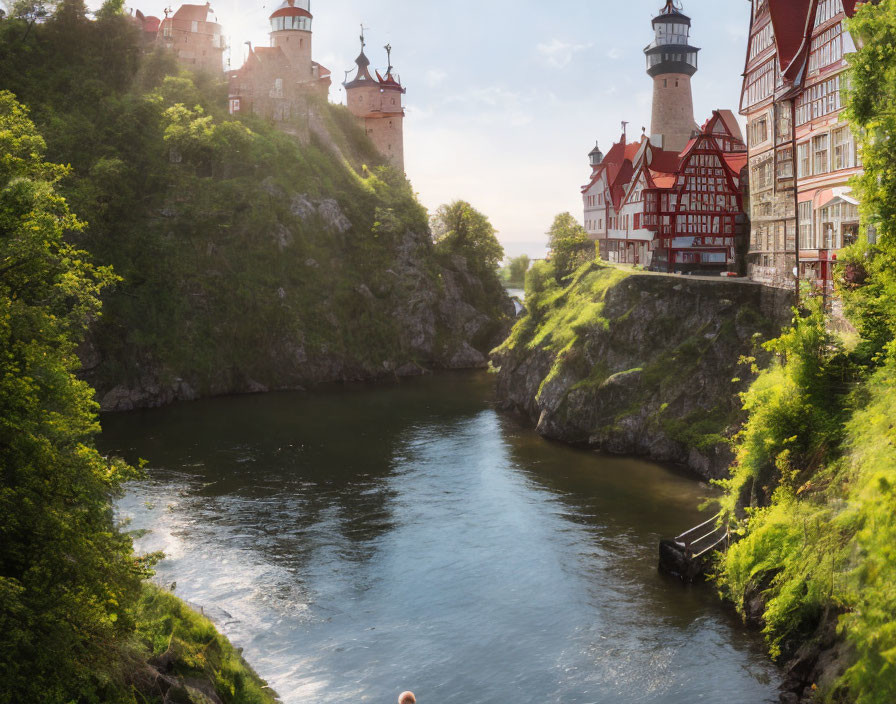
674, 512, 731, 559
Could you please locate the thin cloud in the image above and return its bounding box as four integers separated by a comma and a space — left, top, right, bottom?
536, 38, 593, 69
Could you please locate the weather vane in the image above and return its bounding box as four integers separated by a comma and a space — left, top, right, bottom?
385, 43, 393, 74
359, 23, 368, 51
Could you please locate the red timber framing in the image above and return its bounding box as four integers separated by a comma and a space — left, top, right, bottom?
636, 111, 747, 272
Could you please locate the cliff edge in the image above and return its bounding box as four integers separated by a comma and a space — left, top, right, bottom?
492, 262, 793, 479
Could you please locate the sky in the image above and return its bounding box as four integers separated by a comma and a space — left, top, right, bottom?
112, 0, 752, 259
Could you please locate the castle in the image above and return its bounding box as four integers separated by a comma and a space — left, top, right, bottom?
582, 1, 748, 273
341, 33, 406, 171
135, 1, 407, 171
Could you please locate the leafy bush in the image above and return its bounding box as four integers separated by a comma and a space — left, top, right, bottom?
0, 90, 148, 704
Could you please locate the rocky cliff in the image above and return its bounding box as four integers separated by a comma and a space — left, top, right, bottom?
0, 19, 514, 412
492, 263, 793, 479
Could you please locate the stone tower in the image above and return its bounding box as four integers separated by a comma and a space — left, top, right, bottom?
269, 0, 313, 82
644, 1, 700, 152
344, 36, 406, 171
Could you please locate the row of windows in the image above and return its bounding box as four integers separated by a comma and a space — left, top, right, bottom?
684, 176, 729, 192
795, 75, 842, 125
677, 214, 736, 235
752, 158, 774, 190
654, 21, 690, 45
585, 218, 604, 232
744, 60, 776, 108
815, 0, 841, 27
585, 193, 605, 208
749, 115, 769, 146
796, 125, 859, 177
689, 154, 722, 169
749, 22, 774, 61
808, 23, 843, 74
647, 51, 698, 69
271, 15, 311, 32
798, 199, 859, 249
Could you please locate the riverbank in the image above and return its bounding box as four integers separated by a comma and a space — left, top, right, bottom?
491, 261, 793, 480
131, 584, 280, 704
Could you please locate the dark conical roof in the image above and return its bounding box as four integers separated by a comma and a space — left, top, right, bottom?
355, 50, 370, 68
653, 0, 691, 25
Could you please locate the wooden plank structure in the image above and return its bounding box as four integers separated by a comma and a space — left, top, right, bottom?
658, 512, 730, 582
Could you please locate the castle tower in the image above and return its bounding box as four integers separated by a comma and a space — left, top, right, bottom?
344, 35, 406, 171
644, 1, 700, 152
269, 0, 313, 81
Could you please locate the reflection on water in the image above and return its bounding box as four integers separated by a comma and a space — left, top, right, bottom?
105, 372, 779, 704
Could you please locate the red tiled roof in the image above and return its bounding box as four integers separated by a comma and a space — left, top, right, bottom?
723, 153, 749, 174
651, 174, 677, 189
623, 142, 641, 161
172, 3, 213, 23
647, 146, 681, 173
143, 15, 160, 32
270, 6, 311, 19
769, 0, 815, 76
715, 109, 744, 142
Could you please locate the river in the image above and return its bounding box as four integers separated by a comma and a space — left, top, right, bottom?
104, 372, 780, 704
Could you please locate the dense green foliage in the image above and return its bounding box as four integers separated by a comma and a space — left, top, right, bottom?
432, 200, 504, 277
0, 90, 147, 703
499, 254, 530, 288
134, 585, 278, 704
714, 4, 896, 702
546, 212, 593, 281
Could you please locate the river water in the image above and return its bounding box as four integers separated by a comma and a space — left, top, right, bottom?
105, 372, 780, 704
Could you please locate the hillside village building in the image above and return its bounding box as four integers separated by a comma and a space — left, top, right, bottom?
156, 3, 225, 75
343, 36, 406, 171
134, 2, 407, 170
227, 0, 331, 120
582, 2, 749, 273
740, 0, 872, 295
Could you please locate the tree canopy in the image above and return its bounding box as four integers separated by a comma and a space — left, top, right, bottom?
546, 212, 592, 280
0, 90, 146, 703
431, 200, 504, 274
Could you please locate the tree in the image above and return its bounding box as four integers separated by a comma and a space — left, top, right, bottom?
0, 91, 146, 703
431, 200, 504, 275
839, 0, 896, 363
547, 212, 592, 280
505, 254, 530, 287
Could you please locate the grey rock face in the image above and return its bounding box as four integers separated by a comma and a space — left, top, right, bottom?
493, 274, 792, 479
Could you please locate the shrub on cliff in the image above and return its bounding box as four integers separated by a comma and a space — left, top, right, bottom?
715, 4, 896, 700
0, 91, 148, 703
546, 212, 593, 281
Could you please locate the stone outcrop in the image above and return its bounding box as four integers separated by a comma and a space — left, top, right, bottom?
492, 266, 792, 479
88, 195, 513, 412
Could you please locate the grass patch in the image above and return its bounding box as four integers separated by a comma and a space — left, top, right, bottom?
135, 584, 279, 704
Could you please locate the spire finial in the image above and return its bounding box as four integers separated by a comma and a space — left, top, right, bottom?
385, 43, 393, 75
359, 23, 367, 51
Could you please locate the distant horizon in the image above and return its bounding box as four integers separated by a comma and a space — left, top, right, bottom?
103, 0, 751, 260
